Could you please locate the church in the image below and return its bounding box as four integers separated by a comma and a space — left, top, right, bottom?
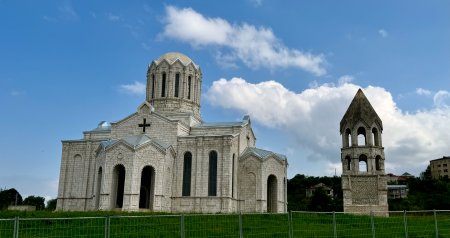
56, 52, 288, 213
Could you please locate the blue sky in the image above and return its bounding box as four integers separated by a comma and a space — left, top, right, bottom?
1, 1, 449, 201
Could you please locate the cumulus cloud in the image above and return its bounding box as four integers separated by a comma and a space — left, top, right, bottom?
205, 78, 450, 175
119, 81, 145, 95
161, 6, 326, 76
416, 88, 432, 96
378, 29, 388, 38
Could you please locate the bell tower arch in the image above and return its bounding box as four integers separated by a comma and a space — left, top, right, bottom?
340, 89, 388, 216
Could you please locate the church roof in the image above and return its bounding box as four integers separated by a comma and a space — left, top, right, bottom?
340, 89, 383, 133
240, 147, 287, 162
86, 121, 111, 133
100, 134, 170, 151
153, 52, 199, 69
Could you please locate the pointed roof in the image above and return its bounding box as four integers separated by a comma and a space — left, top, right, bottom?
340, 89, 383, 133
240, 147, 287, 162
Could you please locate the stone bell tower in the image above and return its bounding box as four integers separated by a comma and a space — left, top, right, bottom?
340, 89, 388, 216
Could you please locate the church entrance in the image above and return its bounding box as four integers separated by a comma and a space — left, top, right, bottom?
112, 165, 126, 209
267, 175, 278, 213
139, 166, 155, 209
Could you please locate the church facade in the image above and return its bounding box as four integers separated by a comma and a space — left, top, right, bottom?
56, 52, 288, 213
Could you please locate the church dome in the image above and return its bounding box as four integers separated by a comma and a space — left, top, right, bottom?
154, 52, 198, 68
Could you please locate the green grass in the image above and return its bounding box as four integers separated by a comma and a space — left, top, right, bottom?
1, 211, 450, 237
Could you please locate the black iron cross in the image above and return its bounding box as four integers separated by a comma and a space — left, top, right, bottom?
138, 118, 151, 132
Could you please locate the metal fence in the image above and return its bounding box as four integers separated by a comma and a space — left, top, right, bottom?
1, 210, 449, 237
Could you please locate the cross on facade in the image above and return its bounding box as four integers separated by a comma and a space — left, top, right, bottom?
138, 118, 151, 133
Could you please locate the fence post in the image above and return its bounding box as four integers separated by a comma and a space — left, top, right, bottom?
288, 211, 293, 238
104, 216, 110, 238
403, 210, 408, 238
239, 212, 243, 238
434, 210, 438, 238
180, 214, 185, 238
371, 211, 375, 238
13, 216, 19, 238
333, 211, 337, 238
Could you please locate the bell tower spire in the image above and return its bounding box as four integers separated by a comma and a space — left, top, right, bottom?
340, 89, 388, 216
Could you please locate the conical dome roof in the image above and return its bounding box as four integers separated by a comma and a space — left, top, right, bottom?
340, 89, 383, 133
153, 52, 199, 69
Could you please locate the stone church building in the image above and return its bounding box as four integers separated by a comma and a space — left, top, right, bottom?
56, 52, 288, 213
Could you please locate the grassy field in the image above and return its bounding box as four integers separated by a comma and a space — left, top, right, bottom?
1, 211, 450, 237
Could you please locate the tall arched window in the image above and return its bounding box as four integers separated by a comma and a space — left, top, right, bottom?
359, 154, 368, 173
232, 154, 235, 198
174, 73, 180, 98
182, 152, 192, 196
357, 127, 367, 146
208, 151, 218, 196
375, 155, 382, 171
345, 128, 351, 147
112, 164, 126, 208
151, 74, 155, 99
95, 167, 102, 209
161, 72, 166, 97
187, 76, 192, 100
372, 128, 380, 146
345, 156, 351, 171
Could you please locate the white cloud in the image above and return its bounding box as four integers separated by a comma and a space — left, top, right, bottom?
58, 2, 78, 20
433, 90, 450, 108
161, 6, 326, 76
107, 13, 121, 21
249, 0, 263, 7
416, 88, 432, 96
378, 29, 388, 38
338, 75, 354, 85
205, 78, 450, 175
119, 81, 145, 95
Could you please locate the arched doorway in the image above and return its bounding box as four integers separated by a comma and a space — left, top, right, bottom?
139, 166, 155, 209
95, 167, 102, 209
112, 165, 126, 208
267, 175, 278, 213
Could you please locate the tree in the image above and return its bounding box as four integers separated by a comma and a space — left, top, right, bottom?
0, 188, 22, 210
420, 165, 432, 180
46, 198, 57, 211
308, 187, 333, 211
23, 196, 45, 210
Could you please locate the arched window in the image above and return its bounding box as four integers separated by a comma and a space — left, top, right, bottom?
232, 154, 235, 198
208, 151, 218, 196
345, 128, 351, 147
182, 152, 192, 196
372, 128, 380, 146
161, 72, 166, 97
187, 76, 192, 100
345, 156, 351, 171
95, 167, 102, 209
357, 127, 367, 146
174, 73, 180, 98
375, 155, 382, 171
151, 74, 155, 99
359, 154, 368, 173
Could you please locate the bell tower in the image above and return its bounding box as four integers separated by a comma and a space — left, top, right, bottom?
146, 52, 202, 121
340, 89, 388, 216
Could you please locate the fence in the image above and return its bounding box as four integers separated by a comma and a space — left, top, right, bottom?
1, 210, 450, 237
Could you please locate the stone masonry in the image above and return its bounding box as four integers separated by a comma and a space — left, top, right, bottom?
56, 52, 288, 213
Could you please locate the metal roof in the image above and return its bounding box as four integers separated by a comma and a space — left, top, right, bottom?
240, 147, 287, 161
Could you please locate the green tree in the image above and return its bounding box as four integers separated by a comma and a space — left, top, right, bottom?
23, 196, 45, 210
0, 188, 22, 210
308, 187, 333, 211
46, 198, 57, 211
